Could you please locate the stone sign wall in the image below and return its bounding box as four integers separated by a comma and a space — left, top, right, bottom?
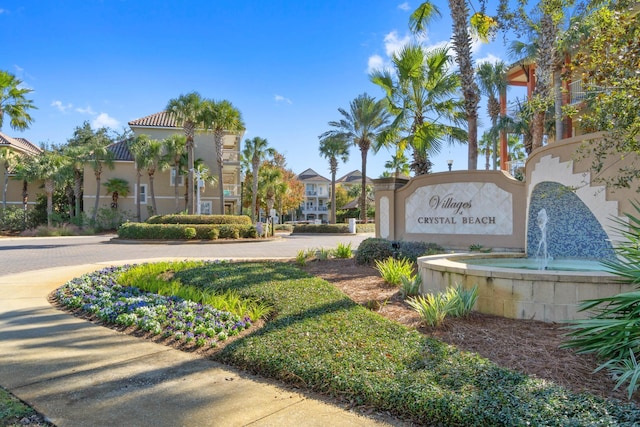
374, 171, 526, 251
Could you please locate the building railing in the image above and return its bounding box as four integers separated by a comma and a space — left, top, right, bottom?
223, 184, 241, 197
301, 206, 329, 212
223, 150, 240, 163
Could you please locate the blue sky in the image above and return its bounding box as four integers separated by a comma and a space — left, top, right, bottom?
1, 1, 519, 178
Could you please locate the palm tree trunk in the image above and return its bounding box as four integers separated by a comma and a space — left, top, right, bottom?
3, 172, 8, 211
330, 160, 337, 224
186, 140, 194, 214
73, 169, 82, 219
136, 169, 142, 222
149, 173, 157, 215
215, 131, 226, 215
360, 146, 368, 223
45, 179, 54, 228
251, 162, 259, 222
92, 168, 101, 222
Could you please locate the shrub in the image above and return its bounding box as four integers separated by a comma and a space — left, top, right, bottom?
316, 247, 332, 260
356, 238, 445, 265
445, 285, 479, 318
407, 293, 450, 327
356, 223, 376, 233
333, 242, 353, 259
355, 238, 394, 265
0, 206, 39, 231
292, 224, 350, 234
183, 227, 197, 239
563, 202, 640, 398
207, 228, 219, 240
218, 225, 240, 239
374, 257, 415, 286
400, 274, 422, 298
146, 214, 252, 225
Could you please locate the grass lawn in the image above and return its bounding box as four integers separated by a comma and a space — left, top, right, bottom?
53, 261, 640, 426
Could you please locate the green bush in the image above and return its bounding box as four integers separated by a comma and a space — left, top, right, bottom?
356, 238, 445, 265
207, 228, 219, 240
274, 224, 293, 232
375, 257, 415, 286
117, 223, 256, 240
333, 242, 353, 259
183, 227, 197, 239
0, 206, 38, 231
356, 223, 376, 233
292, 224, 350, 234
89, 207, 133, 232
146, 214, 252, 225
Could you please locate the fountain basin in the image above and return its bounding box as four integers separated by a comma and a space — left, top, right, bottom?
417, 253, 632, 322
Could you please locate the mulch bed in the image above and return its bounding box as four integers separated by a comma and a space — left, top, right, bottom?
302, 257, 638, 405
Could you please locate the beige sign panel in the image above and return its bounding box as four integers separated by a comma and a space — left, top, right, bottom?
405, 182, 513, 235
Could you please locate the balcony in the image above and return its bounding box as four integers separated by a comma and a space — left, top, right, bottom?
223, 150, 240, 163
301, 206, 328, 212
223, 184, 241, 197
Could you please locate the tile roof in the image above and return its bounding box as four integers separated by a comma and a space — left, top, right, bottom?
297, 168, 330, 182
128, 111, 178, 128
0, 132, 42, 156
107, 139, 134, 161
337, 170, 372, 185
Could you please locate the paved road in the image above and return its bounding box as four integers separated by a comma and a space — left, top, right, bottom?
0, 233, 373, 276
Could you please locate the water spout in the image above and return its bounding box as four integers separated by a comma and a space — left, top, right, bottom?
536, 208, 550, 270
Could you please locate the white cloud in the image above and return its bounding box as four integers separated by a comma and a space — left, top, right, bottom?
51, 100, 72, 113
274, 94, 292, 104
398, 2, 410, 11
383, 31, 411, 57
476, 53, 502, 66
76, 105, 96, 115
367, 55, 385, 74
92, 113, 119, 129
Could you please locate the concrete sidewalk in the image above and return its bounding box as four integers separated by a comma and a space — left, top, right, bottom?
0, 262, 401, 427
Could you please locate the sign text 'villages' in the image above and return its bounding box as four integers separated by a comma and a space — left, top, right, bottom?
405, 184, 513, 235
416, 194, 496, 226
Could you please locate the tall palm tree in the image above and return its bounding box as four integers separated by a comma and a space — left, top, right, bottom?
322, 93, 390, 223
202, 99, 244, 214
127, 134, 152, 221
166, 92, 207, 214
30, 150, 66, 227
242, 136, 275, 221
371, 45, 466, 176
0, 70, 36, 131
11, 154, 39, 229
476, 60, 508, 170
384, 149, 411, 178
85, 130, 115, 222
143, 138, 163, 216
318, 134, 349, 224
162, 134, 187, 213
1, 147, 18, 212
411, 1, 480, 169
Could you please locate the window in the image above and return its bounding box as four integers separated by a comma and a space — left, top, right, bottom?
170, 168, 184, 187
200, 201, 212, 215
138, 184, 147, 204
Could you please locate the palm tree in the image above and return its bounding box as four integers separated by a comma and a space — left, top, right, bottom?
476, 61, 508, 170
85, 130, 115, 222
384, 149, 411, 178
166, 92, 207, 214
1, 147, 18, 213
479, 131, 492, 170
371, 45, 466, 176
143, 138, 163, 216
127, 134, 150, 221
0, 70, 36, 131
242, 136, 275, 221
11, 154, 38, 229
162, 134, 187, 213
411, 1, 480, 169
258, 164, 283, 234
30, 150, 66, 227
322, 93, 390, 223
318, 134, 349, 224
103, 178, 130, 210
202, 99, 244, 214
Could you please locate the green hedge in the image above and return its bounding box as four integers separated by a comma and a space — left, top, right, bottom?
117, 223, 257, 240
146, 214, 252, 225
356, 223, 375, 233
355, 237, 445, 264
292, 224, 351, 234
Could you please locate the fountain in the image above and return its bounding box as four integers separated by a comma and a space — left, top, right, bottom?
535, 208, 549, 270
415, 182, 628, 323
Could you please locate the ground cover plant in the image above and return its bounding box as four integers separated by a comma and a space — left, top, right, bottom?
53, 260, 640, 425
0, 386, 52, 427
